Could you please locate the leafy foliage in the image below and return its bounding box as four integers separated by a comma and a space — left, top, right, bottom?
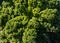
0, 0, 60, 43
22, 28, 37, 43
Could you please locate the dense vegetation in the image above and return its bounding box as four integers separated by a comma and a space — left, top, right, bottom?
0, 0, 60, 43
